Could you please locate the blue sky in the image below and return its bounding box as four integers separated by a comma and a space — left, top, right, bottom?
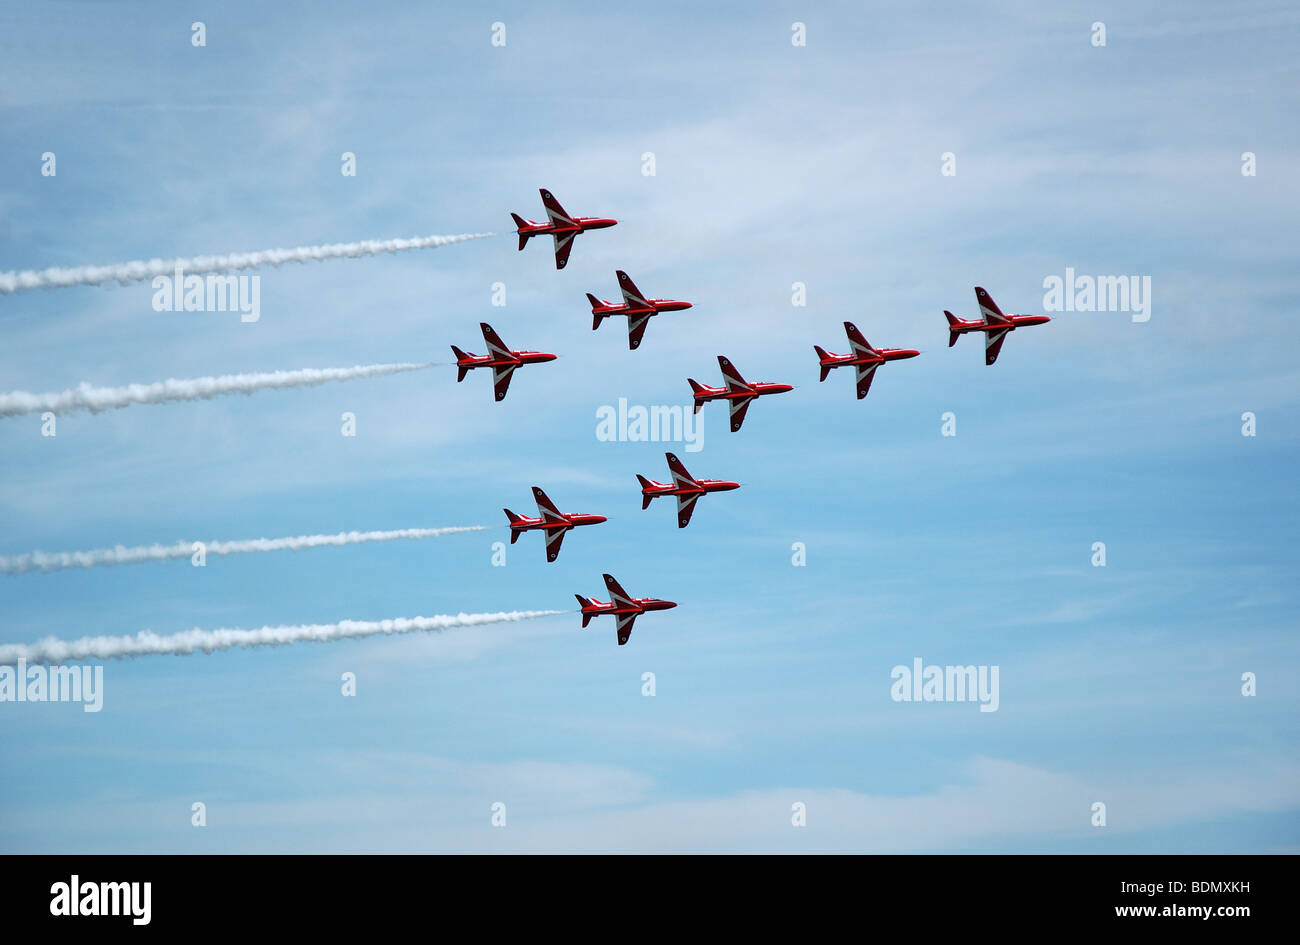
0, 0, 1297, 852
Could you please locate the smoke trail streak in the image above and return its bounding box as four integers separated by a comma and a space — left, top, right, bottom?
0, 526, 488, 575
0, 232, 494, 294
0, 362, 430, 417
0, 610, 566, 665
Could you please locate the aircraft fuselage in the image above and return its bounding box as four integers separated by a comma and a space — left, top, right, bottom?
459, 350, 557, 370
641, 478, 739, 500
581, 598, 678, 620
510, 513, 606, 534
949, 314, 1051, 334
820, 348, 920, 368
693, 382, 794, 403
517, 217, 617, 238
592, 298, 693, 317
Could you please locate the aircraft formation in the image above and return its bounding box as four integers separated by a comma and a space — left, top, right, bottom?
460, 188, 1052, 645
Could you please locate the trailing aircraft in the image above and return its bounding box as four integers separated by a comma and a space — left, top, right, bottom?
504, 487, 606, 562
511, 188, 617, 269
575, 573, 677, 646
451, 322, 556, 401
688, 356, 793, 432
636, 452, 738, 528
814, 321, 920, 399
587, 270, 692, 350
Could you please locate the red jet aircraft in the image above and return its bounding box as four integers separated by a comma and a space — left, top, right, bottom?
637, 452, 739, 528
451, 322, 556, 402
504, 486, 606, 562
511, 188, 617, 270
575, 573, 677, 646
944, 286, 1051, 365
688, 356, 794, 432
586, 270, 692, 350
814, 321, 920, 399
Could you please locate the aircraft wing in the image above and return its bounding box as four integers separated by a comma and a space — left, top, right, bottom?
492, 364, 517, 401
531, 487, 567, 523
603, 573, 636, 609
985, 328, 1011, 366
975, 287, 1011, 325
615, 612, 637, 646
544, 526, 567, 562
539, 189, 575, 226
552, 232, 577, 270
676, 492, 701, 528
480, 323, 514, 361
665, 452, 698, 490
728, 395, 755, 432
617, 270, 648, 308
855, 362, 879, 400
844, 321, 879, 359
717, 356, 754, 394
627, 313, 652, 350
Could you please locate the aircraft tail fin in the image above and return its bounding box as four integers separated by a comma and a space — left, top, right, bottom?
590, 299, 607, 331
451, 345, 471, 381
504, 509, 524, 543
944, 312, 961, 347
814, 346, 832, 381
575, 595, 594, 628
687, 378, 705, 413
636, 474, 655, 508
511, 213, 531, 251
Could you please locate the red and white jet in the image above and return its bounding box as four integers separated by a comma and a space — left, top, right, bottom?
688, 356, 794, 432
637, 452, 739, 528
511, 188, 617, 270
944, 286, 1051, 365
504, 486, 606, 562
451, 322, 556, 402
575, 573, 677, 646
814, 321, 920, 399
586, 270, 692, 350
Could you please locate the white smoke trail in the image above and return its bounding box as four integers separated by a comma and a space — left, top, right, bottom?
0, 232, 494, 294
0, 526, 487, 575
0, 362, 430, 417
0, 610, 566, 665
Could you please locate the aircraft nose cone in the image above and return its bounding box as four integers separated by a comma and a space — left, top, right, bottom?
592, 515, 608, 524
662, 601, 678, 610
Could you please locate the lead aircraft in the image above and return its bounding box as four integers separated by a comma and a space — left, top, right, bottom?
944, 286, 1051, 365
